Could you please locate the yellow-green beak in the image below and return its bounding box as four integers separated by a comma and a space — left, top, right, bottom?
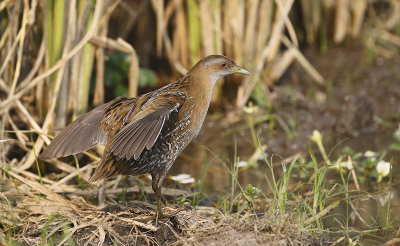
232, 66, 251, 75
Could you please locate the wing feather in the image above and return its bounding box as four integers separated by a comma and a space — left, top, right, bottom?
119, 123, 148, 160
40, 101, 112, 159
110, 123, 142, 157
129, 120, 158, 160
108, 105, 178, 160
146, 117, 165, 150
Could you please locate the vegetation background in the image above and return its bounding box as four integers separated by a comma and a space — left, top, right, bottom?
0, 0, 399, 245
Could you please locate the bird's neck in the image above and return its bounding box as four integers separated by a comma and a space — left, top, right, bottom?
176, 72, 219, 138
184, 72, 217, 109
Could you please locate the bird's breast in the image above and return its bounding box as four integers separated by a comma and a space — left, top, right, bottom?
180, 96, 210, 139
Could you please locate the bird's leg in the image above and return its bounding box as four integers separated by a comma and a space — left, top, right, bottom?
151, 173, 164, 221
98, 180, 106, 206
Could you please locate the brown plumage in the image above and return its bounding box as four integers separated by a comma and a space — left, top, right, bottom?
40, 55, 250, 216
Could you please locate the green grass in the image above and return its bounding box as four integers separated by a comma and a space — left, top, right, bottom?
193, 124, 398, 243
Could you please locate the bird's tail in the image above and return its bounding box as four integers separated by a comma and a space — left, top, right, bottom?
89, 155, 130, 182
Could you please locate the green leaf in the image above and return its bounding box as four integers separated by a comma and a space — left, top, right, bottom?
244, 184, 261, 202
390, 143, 400, 151
115, 83, 129, 97
393, 126, 400, 142
138, 68, 157, 88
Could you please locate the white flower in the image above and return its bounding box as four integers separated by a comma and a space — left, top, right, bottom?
242, 102, 258, 114
376, 161, 391, 182
170, 174, 195, 184
364, 150, 376, 158
376, 161, 391, 177
236, 161, 247, 168
310, 130, 322, 143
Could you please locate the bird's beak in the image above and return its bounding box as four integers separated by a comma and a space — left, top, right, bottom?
231, 65, 251, 75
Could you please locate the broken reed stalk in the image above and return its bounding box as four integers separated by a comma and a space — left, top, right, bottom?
236, 0, 295, 108
150, 0, 164, 56
0, 0, 102, 114
93, 1, 115, 106
0, 165, 79, 210
89, 36, 139, 98
0, 0, 103, 172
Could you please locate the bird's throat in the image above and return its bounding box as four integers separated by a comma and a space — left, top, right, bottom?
182, 73, 217, 137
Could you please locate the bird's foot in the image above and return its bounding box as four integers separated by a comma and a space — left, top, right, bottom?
160, 195, 167, 206
154, 208, 170, 225
153, 204, 185, 224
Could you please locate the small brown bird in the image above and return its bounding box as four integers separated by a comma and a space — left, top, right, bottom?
40, 55, 250, 216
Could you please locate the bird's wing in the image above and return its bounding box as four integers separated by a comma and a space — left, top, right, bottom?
106, 87, 187, 160
40, 97, 132, 159
88, 87, 188, 182
88, 103, 180, 182
107, 91, 187, 161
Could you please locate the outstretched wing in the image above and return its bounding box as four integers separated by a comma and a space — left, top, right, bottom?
40, 97, 135, 159
40, 102, 111, 159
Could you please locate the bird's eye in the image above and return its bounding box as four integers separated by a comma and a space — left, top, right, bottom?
220, 62, 228, 68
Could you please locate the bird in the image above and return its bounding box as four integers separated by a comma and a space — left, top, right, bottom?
40, 55, 250, 217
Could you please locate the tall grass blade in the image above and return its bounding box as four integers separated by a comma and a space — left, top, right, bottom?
187, 0, 201, 65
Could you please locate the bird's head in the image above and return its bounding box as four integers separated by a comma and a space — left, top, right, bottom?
191, 55, 250, 86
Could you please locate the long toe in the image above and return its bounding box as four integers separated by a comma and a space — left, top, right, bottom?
161, 195, 168, 206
